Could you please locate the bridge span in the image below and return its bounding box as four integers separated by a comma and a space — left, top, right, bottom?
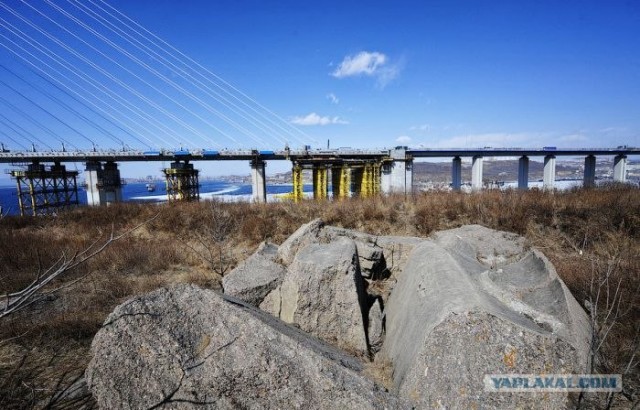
1, 146, 637, 216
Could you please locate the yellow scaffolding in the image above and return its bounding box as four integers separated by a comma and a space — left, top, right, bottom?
361, 164, 373, 197
163, 161, 199, 201
331, 165, 351, 199
372, 162, 381, 195
312, 165, 328, 200
291, 163, 303, 202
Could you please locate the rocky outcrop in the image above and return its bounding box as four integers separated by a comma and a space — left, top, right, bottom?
86, 284, 407, 409
381, 225, 590, 408
222, 242, 285, 306
276, 218, 324, 265
88, 222, 591, 409
261, 237, 369, 356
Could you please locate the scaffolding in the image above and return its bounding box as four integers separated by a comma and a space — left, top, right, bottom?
10, 162, 79, 216
312, 165, 328, 200
163, 161, 199, 201
331, 164, 351, 199
291, 163, 304, 202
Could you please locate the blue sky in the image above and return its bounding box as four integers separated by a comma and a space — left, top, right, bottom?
114, 0, 640, 149
0, 0, 638, 178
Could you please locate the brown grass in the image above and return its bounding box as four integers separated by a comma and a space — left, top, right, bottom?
0, 185, 638, 408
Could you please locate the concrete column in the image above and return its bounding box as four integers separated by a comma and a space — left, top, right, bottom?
85, 161, 123, 205
471, 155, 483, 191
613, 155, 627, 182
102, 161, 122, 204
518, 156, 529, 190
85, 161, 103, 206
543, 155, 556, 190
583, 155, 596, 187
382, 147, 413, 195
250, 159, 267, 203
451, 156, 462, 190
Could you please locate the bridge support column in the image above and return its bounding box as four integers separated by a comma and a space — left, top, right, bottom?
291, 163, 304, 202
381, 147, 413, 195
331, 164, 352, 199
613, 155, 627, 183
362, 162, 381, 197
583, 155, 596, 187
312, 164, 328, 200
518, 156, 529, 190
163, 161, 199, 201
85, 161, 123, 206
471, 155, 483, 191
451, 156, 462, 190
543, 155, 556, 190
11, 161, 79, 216
250, 159, 267, 203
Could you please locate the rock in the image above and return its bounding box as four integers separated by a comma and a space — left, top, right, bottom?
277, 218, 324, 266
380, 225, 591, 409
367, 298, 384, 354
222, 242, 285, 306
86, 284, 407, 409
356, 243, 384, 279
262, 237, 370, 356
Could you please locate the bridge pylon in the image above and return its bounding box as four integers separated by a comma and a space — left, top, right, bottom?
10, 161, 79, 216
163, 160, 199, 201
331, 164, 352, 199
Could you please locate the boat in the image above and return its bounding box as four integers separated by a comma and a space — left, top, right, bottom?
146, 183, 156, 192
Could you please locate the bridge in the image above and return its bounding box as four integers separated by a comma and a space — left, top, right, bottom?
1, 145, 637, 216
0, 1, 637, 215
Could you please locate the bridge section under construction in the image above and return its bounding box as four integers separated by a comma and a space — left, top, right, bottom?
0, 146, 637, 216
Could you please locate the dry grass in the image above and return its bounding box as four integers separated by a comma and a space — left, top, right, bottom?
0, 185, 638, 408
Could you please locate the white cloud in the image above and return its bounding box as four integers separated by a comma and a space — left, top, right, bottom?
326, 93, 339, 104
331, 51, 401, 87
396, 135, 412, 143
290, 112, 348, 126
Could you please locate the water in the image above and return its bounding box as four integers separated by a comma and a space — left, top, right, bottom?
0, 181, 313, 216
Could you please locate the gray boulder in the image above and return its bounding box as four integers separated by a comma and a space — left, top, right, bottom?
261, 237, 370, 356
381, 225, 591, 409
367, 298, 385, 354
86, 284, 407, 409
222, 242, 285, 306
277, 218, 324, 265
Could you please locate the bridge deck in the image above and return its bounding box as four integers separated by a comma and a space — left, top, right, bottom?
0, 147, 637, 163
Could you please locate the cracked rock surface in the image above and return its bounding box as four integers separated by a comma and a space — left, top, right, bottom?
86, 285, 407, 409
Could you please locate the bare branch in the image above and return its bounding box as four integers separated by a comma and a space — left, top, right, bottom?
0, 214, 158, 319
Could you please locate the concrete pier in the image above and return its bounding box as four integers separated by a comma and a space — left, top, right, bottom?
85, 161, 122, 206
518, 156, 529, 190
471, 155, 483, 191
613, 154, 627, 182
250, 159, 267, 203
543, 155, 556, 190
451, 156, 462, 190
583, 155, 596, 187
381, 147, 413, 195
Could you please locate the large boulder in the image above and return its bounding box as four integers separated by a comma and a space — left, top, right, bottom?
222, 242, 285, 306
381, 225, 591, 409
261, 237, 370, 356
86, 284, 407, 409
277, 218, 324, 265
